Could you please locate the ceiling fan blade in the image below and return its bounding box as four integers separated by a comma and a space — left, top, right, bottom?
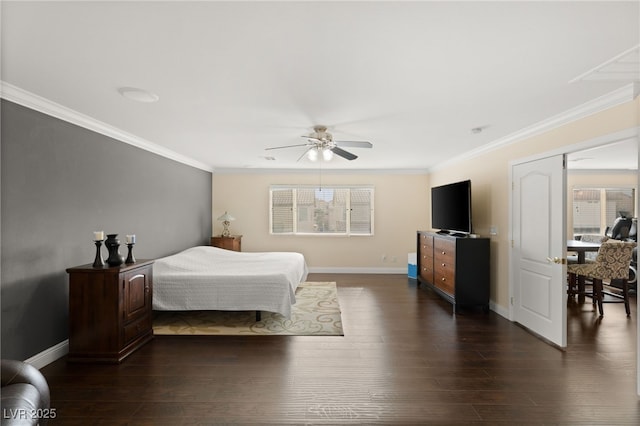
265, 143, 310, 151
331, 146, 358, 161
335, 141, 373, 149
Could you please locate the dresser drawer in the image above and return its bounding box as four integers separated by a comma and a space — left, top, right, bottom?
434, 238, 455, 295
420, 233, 433, 249
124, 314, 151, 345
421, 243, 433, 258
420, 245, 433, 281
434, 252, 455, 273
434, 238, 455, 259
420, 236, 433, 262
420, 261, 434, 283
434, 265, 455, 295
418, 233, 434, 283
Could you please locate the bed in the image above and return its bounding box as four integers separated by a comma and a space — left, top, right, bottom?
152, 246, 309, 318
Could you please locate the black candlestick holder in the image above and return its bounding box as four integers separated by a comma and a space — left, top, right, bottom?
92, 240, 105, 268
125, 243, 136, 264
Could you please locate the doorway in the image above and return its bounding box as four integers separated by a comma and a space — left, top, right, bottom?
509, 127, 639, 392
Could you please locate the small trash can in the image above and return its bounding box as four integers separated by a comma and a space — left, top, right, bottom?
408, 252, 417, 279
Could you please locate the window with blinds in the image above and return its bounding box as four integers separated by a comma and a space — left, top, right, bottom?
572, 187, 635, 235
269, 185, 374, 236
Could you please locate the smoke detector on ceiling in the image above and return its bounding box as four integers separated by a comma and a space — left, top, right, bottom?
117, 87, 159, 103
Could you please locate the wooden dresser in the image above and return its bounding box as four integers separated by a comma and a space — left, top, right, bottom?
211, 235, 242, 252
417, 231, 490, 313
66, 260, 154, 363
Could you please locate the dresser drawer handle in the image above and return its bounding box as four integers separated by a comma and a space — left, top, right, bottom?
441, 251, 446, 255
441, 277, 446, 281
442, 263, 446, 267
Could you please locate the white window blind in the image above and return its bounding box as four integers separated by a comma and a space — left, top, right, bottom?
604, 189, 635, 226
350, 188, 373, 234
572, 189, 600, 234
270, 188, 294, 233
269, 185, 374, 236
572, 187, 636, 235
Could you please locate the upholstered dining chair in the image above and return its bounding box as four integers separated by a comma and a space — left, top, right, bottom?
580, 234, 609, 262
567, 240, 636, 317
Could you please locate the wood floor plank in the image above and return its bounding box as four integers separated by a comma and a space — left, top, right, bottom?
40, 273, 639, 424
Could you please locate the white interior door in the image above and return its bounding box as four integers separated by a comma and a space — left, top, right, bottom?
511, 154, 567, 347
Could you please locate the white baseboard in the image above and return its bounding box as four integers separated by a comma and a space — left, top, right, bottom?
308, 266, 407, 274
25, 340, 68, 369
490, 301, 509, 320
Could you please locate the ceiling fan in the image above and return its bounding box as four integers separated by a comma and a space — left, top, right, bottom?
265, 125, 373, 161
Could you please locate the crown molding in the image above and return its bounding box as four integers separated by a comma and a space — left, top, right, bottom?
430, 83, 638, 172
0, 82, 214, 173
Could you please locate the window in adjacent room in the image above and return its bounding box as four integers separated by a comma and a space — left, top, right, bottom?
572, 187, 636, 235
269, 185, 374, 236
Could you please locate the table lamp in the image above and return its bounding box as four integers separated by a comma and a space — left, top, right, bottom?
217, 211, 236, 237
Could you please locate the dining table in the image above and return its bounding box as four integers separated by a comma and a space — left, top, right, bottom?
567, 239, 601, 263
567, 239, 601, 303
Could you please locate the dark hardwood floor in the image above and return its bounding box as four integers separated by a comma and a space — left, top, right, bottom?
41, 273, 639, 425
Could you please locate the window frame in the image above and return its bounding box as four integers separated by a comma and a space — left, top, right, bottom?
269, 184, 375, 236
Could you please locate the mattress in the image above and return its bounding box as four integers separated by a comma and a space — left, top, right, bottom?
152, 246, 309, 318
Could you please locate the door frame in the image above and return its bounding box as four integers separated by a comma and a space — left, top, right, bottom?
508, 126, 639, 392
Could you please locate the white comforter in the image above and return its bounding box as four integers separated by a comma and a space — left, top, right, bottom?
152, 246, 309, 318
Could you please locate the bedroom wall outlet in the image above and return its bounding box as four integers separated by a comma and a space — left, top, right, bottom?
489, 226, 498, 236
381, 254, 387, 262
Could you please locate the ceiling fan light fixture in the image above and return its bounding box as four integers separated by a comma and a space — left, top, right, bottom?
266, 125, 373, 163
322, 148, 334, 161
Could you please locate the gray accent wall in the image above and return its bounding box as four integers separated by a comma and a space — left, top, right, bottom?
1, 100, 212, 360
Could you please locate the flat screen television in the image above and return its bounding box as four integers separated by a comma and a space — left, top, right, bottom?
431, 179, 472, 237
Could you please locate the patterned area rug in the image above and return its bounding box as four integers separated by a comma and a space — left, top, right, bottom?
153, 282, 343, 336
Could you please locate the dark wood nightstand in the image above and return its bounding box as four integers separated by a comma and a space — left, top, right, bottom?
211, 235, 242, 252
66, 260, 154, 363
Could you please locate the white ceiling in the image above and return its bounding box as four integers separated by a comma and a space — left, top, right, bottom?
567, 137, 638, 171
2, 1, 639, 172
